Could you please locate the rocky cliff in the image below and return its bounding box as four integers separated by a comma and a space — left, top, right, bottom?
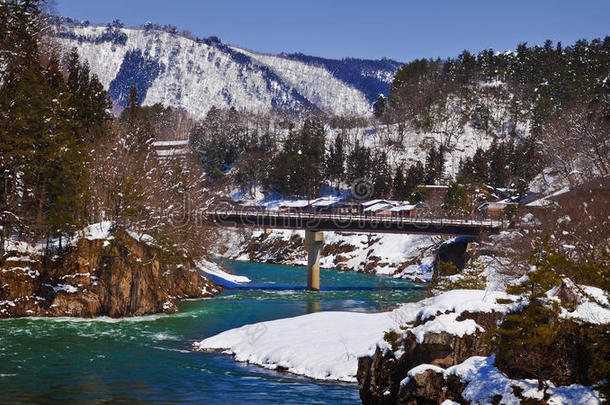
0, 231, 221, 318
357, 310, 503, 404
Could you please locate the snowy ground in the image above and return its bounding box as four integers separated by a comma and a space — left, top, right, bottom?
194, 290, 518, 382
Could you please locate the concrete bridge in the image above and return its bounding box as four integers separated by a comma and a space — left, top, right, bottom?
204, 209, 506, 291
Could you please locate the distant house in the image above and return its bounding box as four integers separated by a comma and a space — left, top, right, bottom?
478, 200, 516, 219
363, 202, 394, 215
360, 199, 393, 208
279, 200, 310, 212
331, 200, 362, 215
389, 203, 422, 218
310, 198, 339, 213
152, 139, 189, 161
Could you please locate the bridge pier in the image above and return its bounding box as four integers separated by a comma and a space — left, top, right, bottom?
305, 230, 324, 291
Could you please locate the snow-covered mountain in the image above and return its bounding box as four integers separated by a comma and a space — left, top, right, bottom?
54, 19, 402, 117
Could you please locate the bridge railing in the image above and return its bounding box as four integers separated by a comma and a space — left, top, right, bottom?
203, 209, 505, 230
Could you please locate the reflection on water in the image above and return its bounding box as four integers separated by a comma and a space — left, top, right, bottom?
0, 261, 425, 404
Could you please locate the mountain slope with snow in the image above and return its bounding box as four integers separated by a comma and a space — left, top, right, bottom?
54, 20, 402, 117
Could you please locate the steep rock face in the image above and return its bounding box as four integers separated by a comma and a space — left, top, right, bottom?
357, 311, 503, 404
0, 233, 221, 318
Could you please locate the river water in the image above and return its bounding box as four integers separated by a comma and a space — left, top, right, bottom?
0, 261, 425, 404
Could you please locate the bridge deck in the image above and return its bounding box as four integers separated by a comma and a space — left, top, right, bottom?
204, 210, 505, 237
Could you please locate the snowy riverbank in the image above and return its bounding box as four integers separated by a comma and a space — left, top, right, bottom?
194, 288, 605, 403
194, 290, 516, 382
219, 228, 440, 281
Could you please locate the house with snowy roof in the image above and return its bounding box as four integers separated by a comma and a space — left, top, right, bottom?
389, 203, 423, 217
152, 139, 189, 161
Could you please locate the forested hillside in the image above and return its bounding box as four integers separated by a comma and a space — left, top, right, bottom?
0, 1, 211, 259
186, 36, 609, 211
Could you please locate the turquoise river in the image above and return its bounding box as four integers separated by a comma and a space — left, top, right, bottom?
0, 261, 425, 404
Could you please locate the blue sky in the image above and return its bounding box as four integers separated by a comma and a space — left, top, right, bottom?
55, 0, 610, 62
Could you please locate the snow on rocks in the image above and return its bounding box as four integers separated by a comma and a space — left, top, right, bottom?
194, 289, 518, 382
546, 279, 610, 325
410, 312, 484, 344
51, 284, 78, 294
400, 364, 445, 386
405, 355, 602, 404
82, 221, 113, 240
196, 259, 251, 288
224, 228, 437, 280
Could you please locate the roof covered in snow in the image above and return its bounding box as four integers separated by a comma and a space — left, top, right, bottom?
363, 203, 393, 212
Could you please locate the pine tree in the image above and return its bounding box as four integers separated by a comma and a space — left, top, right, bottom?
324, 134, 344, 190
442, 181, 470, 216
424, 144, 445, 185
373, 94, 386, 118
371, 151, 391, 198
405, 161, 425, 196
392, 166, 407, 200
489, 142, 510, 187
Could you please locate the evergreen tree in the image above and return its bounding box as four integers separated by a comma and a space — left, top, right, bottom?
373, 94, 386, 118
489, 141, 511, 187
424, 144, 445, 185
346, 140, 372, 185
371, 151, 391, 198
405, 161, 425, 196
392, 166, 407, 200
324, 134, 345, 189
442, 181, 470, 216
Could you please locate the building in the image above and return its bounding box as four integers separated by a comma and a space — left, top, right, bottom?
389, 203, 422, 218
310, 198, 339, 213
331, 200, 362, 215
363, 202, 394, 215
279, 200, 310, 212
478, 200, 516, 219
152, 139, 189, 161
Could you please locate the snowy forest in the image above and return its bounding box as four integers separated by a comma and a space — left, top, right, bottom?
0, 1, 211, 259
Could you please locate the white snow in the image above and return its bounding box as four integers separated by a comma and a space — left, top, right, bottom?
56, 25, 391, 117
410, 312, 483, 343
195, 310, 397, 382
52, 284, 78, 293
194, 290, 519, 382
546, 280, 610, 325
152, 140, 189, 147
224, 228, 437, 280
82, 221, 113, 240
441, 355, 601, 404
525, 186, 570, 207
196, 259, 251, 287
400, 363, 445, 385
363, 203, 393, 212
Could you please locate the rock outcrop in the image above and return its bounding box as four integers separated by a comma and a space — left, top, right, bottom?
0, 231, 221, 318
358, 311, 504, 404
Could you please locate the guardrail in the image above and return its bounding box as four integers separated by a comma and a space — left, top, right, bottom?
203, 209, 506, 230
